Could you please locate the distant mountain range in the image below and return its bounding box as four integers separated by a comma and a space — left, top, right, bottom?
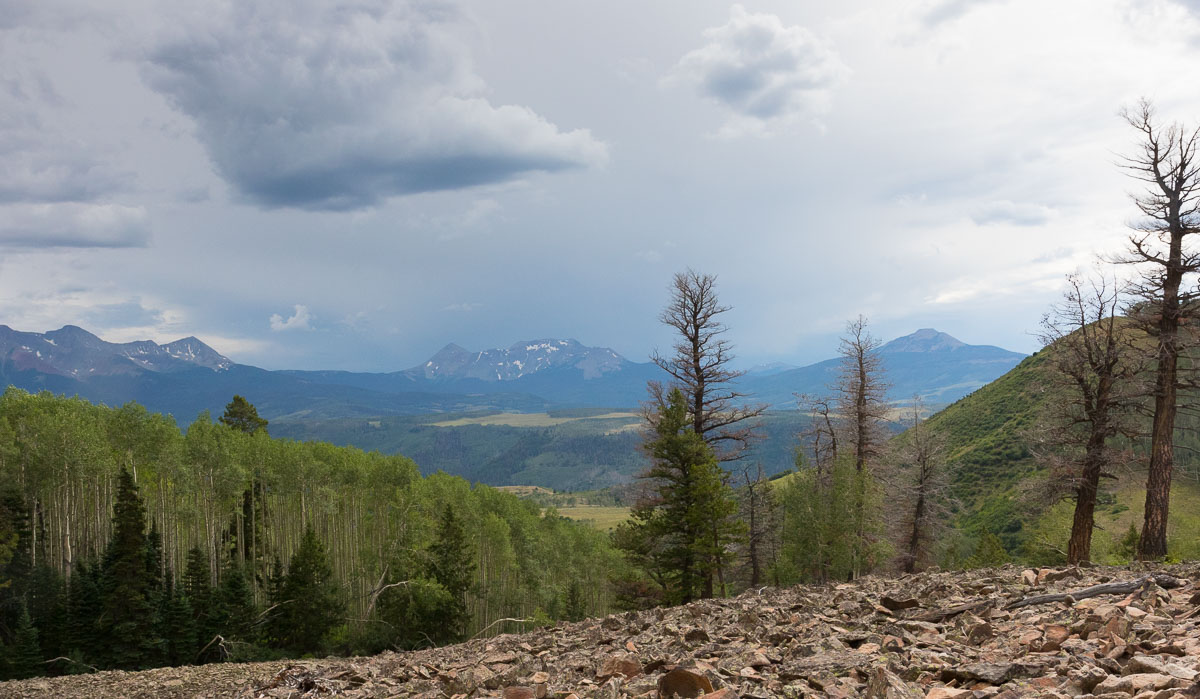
0, 324, 1025, 423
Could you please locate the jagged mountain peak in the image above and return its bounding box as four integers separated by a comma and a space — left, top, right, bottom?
411, 338, 626, 382
0, 325, 232, 378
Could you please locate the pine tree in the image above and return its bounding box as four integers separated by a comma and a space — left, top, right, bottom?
276, 527, 343, 654
98, 467, 162, 669
219, 560, 256, 642
184, 546, 229, 663
428, 505, 474, 641
5, 600, 42, 680
619, 388, 743, 604
219, 395, 268, 434
159, 570, 196, 667
66, 559, 101, 662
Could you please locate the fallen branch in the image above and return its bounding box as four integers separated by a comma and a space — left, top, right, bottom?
914, 599, 995, 622
468, 617, 535, 641
44, 656, 98, 673
1005, 574, 1183, 611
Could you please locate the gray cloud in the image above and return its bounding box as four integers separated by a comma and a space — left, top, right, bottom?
673, 5, 848, 130
920, 0, 1006, 27
141, 0, 607, 211
971, 200, 1054, 227
0, 203, 150, 247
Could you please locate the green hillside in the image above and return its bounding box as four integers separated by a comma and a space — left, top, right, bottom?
921, 350, 1049, 546
915, 343, 1200, 560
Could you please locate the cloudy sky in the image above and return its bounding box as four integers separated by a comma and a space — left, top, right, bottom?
2, 0, 1198, 371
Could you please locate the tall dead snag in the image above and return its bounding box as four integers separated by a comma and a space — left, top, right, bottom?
1116, 99, 1200, 560
651, 269, 765, 461
836, 316, 890, 473
797, 394, 838, 477
891, 400, 948, 573
647, 270, 760, 598
1036, 274, 1140, 565
738, 464, 777, 587
833, 316, 889, 578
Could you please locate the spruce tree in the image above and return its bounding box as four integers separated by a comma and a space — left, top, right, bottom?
158, 570, 196, 667
428, 505, 475, 641
66, 559, 101, 663
98, 467, 162, 669
184, 546, 229, 662
219, 560, 256, 642
276, 527, 343, 654
619, 388, 742, 604
6, 600, 42, 680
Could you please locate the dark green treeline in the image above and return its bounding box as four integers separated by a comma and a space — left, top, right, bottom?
0, 389, 623, 677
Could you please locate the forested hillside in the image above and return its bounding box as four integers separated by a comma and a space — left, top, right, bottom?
0, 389, 621, 678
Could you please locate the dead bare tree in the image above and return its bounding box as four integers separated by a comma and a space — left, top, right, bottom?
650, 269, 765, 461
797, 393, 838, 477
836, 316, 890, 473
1035, 273, 1142, 565
738, 463, 778, 587
890, 399, 950, 573
1114, 99, 1200, 560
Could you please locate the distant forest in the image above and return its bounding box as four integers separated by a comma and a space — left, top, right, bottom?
0, 390, 620, 678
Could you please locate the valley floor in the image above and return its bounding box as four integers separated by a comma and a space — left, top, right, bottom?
1, 564, 1198, 698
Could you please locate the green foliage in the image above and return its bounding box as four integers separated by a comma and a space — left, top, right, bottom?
273, 527, 343, 655
615, 388, 743, 605
377, 577, 458, 650
99, 468, 163, 669
428, 505, 474, 641
0, 388, 624, 675
4, 601, 42, 680
965, 532, 1012, 569
1116, 523, 1140, 561
218, 395, 268, 434
773, 454, 888, 584
159, 582, 197, 667
564, 579, 585, 622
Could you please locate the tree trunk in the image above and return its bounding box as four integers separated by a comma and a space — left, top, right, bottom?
1068, 436, 1105, 564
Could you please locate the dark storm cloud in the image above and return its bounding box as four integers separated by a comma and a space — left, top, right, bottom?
674, 5, 847, 129
140, 0, 607, 211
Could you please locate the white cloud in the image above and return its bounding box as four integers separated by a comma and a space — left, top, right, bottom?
442, 302, 481, 312
269, 304, 312, 331
140, 0, 608, 211
671, 5, 849, 135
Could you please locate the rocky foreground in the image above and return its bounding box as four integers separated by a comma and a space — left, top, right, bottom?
2, 564, 1199, 698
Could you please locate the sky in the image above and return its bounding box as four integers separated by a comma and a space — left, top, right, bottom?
2, 0, 1199, 371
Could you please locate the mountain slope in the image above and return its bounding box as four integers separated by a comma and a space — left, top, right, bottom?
742, 328, 1026, 407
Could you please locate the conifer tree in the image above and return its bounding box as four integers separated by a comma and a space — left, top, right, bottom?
66, 559, 101, 661
428, 505, 474, 640
276, 527, 343, 654
159, 570, 196, 667
98, 467, 162, 669
219, 560, 256, 642
218, 395, 268, 434
6, 600, 42, 680
619, 388, 742, 603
